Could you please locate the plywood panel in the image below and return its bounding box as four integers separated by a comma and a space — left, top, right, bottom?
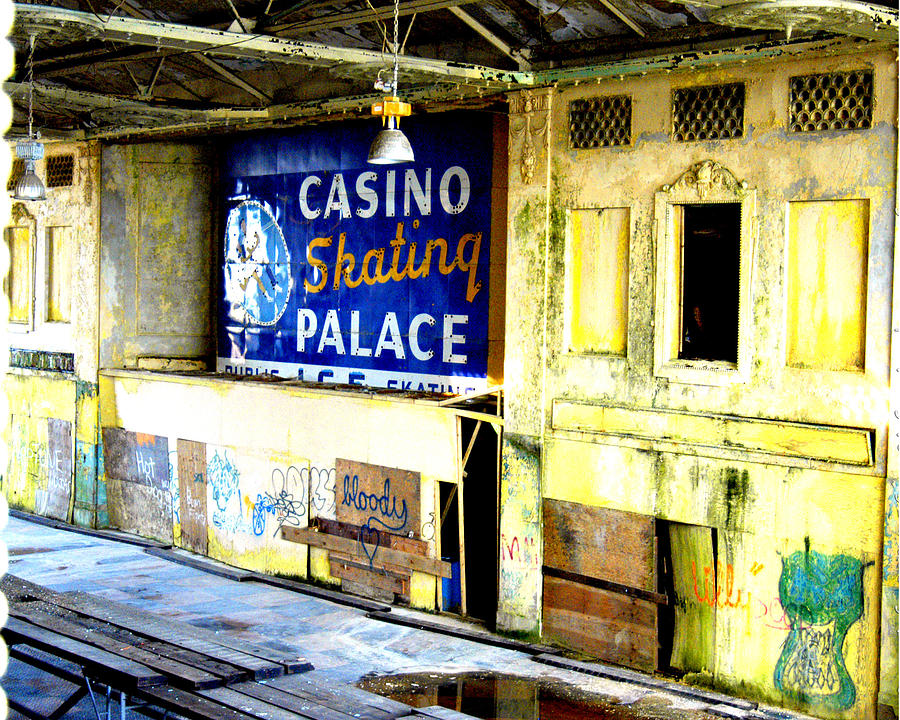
787, 199, 868, 372
335, 458, 420, 538
542, 575, 657, 672
102, 427, 170, 489
568, 207, 629, 355
177, 439, 207, 555
40, 418, 73, 521
543, 498, 655, 592
668, 522, 716, 673
107, 479, 173, 543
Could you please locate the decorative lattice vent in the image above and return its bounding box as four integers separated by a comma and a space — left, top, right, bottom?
789, 71, 873, 133
10, 348, 75, 373
569, 95, 632, 149
6, 159, 24, 192
46, 154, 75, 188
673, 83, 745, 142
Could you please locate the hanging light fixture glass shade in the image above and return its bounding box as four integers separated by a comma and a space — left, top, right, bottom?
367, 0, 414, 165
13, 139, 45, 201
368, 115, 414, 164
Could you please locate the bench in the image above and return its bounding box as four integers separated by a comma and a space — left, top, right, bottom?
2, 573, 481, 720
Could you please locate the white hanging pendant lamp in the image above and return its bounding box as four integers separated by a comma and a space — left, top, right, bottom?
14, 34, 46, 202
368, 0, 414, 164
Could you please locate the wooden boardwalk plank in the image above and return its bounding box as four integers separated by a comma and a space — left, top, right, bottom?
68, 589, 311, 675
2, 617, 166, 689
138, 686, 261, 720
232, 681, 372, 720
2, 576, 310, 676
264, 675, 411, 718
50, 591, 284, 680
199, 687, 319, 720
144, 547, 252, 581
9, 607, 223, 690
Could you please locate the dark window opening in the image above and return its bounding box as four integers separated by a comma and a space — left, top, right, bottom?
679, 203, 740, 363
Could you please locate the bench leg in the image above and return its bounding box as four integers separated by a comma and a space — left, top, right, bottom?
85, 677, 104, 720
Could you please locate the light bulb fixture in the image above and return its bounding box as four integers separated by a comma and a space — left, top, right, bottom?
14, 35, 46, 202
367, 0, 414, 164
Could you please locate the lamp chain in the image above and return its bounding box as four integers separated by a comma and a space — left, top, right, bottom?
392, 0, 399, 95
27, 34, 35, 139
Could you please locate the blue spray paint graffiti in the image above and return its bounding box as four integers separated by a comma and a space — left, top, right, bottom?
774, 547, 863, 710
341, 474, 408, 533
168, 449, 180, 526
252, 466, 308, 537
207, 449, 250, 533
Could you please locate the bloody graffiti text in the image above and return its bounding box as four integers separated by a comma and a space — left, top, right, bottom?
341, 474, 408, 532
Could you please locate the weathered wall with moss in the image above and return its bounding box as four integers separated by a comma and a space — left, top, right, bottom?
99, 142, 215, 370
500, 44, 897, 720
4, 141, 102, 526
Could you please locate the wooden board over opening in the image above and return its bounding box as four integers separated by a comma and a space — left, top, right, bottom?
335, 459, 420, 539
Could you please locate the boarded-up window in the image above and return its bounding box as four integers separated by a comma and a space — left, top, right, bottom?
787, 199, 868, 371
47, 226, 73, 322
6, 225, 33, 325
568, 207, 629, 355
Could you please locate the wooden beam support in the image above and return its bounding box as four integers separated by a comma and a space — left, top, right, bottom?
281, 526, 452, 577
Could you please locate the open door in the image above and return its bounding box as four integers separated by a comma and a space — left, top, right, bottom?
437, 389, 503, 626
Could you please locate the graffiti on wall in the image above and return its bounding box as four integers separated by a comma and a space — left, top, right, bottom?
252, 466, 308, 537
207, 448, 251, 533
306, 466, 337, 516
10, 416, 74, 522
102, 428, 169, 490
773, 547, 863, 710
501, 531, 539, 568
885, 479, 898, 589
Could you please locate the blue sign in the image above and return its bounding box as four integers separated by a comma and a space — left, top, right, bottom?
218, 113, 494, 394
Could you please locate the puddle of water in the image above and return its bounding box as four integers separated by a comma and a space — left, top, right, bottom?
358, 672, 686, 720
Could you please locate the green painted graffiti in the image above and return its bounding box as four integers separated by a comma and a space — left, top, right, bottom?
773, 547, 863, 710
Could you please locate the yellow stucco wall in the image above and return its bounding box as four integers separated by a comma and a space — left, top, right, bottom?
4, 140, 101, 524
5, 372, 76, 512
101, 370, 458, 610
502, 44, 896, 720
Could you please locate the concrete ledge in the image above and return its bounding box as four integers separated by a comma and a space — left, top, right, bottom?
144, 547, 253, 581
252, 573, 391, 613
367, 610, 557, 656
9, 509, 171, 549
531, 654, 757, 711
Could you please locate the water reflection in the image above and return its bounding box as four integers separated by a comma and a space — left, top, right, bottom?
359, 671, 632, 720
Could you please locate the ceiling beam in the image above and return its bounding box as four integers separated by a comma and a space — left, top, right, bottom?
195, 54, 272, 103
222, 0, 251, 32
447, 6, 530, 68
590, 0, 646, 37
14, 4, 529, 86
265, 0, 477, 35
